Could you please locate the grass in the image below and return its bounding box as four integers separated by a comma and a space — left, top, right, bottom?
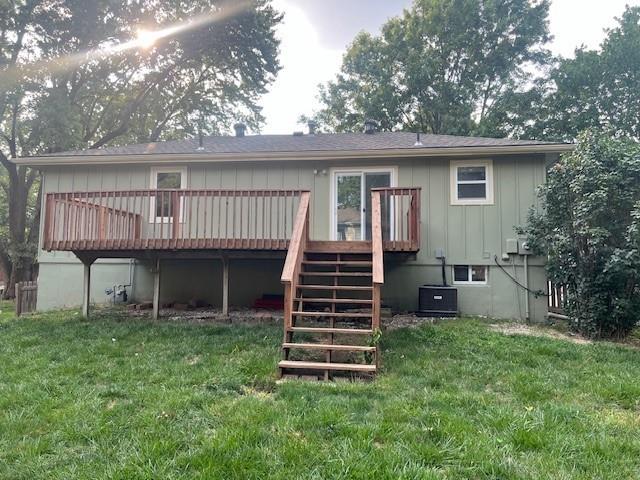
1, 309, 639, 479
0, 300, 16, 322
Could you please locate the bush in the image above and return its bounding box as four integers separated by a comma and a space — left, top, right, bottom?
523, 131, 640, 338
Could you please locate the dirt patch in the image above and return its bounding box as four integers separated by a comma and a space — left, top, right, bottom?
383, 313, 442, 330
126, 307, 283, 325
185, 355, 201, 365
488, 322, 593, 345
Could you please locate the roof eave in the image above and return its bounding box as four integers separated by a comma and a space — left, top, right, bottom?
13, 143, 575, 167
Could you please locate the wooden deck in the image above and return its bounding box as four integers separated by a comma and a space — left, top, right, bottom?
45, 186, 422, 373
43, 188, 421, 254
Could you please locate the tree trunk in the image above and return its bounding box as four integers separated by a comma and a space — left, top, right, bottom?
2, 164, 31, 299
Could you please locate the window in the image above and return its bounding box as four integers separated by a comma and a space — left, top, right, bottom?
453, 265, 488, 284
150, 167, 187, 221
450, 160, 494, 205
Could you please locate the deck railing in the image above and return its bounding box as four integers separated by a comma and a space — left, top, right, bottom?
372, 187, 421, 252
43, 189, 307, 251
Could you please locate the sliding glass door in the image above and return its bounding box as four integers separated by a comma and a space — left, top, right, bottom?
334, 169, 393, 241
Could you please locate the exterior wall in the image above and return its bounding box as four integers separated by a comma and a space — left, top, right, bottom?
37, 153, 549, 322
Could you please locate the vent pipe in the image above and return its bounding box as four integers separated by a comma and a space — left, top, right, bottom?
197, 125, 205, 151
233, 122, 246, 137
364, 119, 378, 134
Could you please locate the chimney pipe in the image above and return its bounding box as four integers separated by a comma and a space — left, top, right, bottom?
233, 122, 246, 137
364, 119, 378, 134
308, 120, 318, 135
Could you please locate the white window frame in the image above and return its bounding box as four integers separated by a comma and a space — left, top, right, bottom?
329, 166, 398, 241
452, 265, 488, 285
450, 159, 494, 205
149, 166, 188, 223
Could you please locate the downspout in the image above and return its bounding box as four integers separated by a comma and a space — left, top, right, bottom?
524, 254, 530, 323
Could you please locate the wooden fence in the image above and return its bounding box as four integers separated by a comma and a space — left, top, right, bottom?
548, 281, 568, 316
16, 281, 37, 316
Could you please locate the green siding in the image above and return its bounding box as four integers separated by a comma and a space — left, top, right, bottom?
37, 154, 550, 321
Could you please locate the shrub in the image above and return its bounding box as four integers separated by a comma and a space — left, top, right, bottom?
522, 131, 640, 338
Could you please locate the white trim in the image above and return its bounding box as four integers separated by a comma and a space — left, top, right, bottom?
329, 166, 397, 241
452, 265, 489, 285
16, 144, 575, 167
149, 166, 188, 223
450, 159, 494, 205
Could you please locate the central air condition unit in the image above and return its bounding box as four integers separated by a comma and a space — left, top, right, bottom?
417, 285, 458, 317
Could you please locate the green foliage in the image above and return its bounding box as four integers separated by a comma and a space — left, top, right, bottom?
307, 0, 551, 135
1, 0, 282, 154
488, 6, 640, 141
1, 313, 640, 478
521, 131, 640, 338
0, 0, 282, 295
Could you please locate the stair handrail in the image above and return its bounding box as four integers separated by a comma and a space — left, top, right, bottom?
371, 190, 384, 333
371, 190, 384, 285
281, 191, 311, 328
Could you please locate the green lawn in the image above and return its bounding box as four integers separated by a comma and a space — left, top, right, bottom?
1, 309, 639, 479
0, 300, 15, 322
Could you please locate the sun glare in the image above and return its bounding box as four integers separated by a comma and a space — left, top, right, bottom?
137, 29, 160, 49
0, 1, 252, 89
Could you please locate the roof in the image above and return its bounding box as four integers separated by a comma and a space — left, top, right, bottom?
15, 132, 573, 166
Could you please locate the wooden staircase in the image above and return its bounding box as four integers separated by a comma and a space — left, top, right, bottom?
279, 245, 380, 379
279, 191, 385, 380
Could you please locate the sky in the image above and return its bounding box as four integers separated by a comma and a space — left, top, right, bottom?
259, 0, 640, 135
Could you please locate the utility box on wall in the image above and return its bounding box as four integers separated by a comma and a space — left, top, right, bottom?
505, 238, 519, 254
417, 285, 458, 317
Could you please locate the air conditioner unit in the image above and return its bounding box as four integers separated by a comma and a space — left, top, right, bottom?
417, 285, 458, 317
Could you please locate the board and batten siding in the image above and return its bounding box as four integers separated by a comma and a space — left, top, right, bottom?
37, 154, 550, 321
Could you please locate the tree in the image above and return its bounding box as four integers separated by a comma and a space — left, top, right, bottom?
306, 0, 551, 135
0, 0, 281, 298
487, 6, 640, 142
521, 131, 640, 338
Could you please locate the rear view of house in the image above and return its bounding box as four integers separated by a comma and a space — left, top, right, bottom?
16, 123, 571, 376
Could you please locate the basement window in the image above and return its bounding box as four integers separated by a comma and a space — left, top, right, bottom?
453, 265, 488, 285
450, 160, 494, 205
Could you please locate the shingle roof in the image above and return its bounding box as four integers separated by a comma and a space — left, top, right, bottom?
41, 131, 562, 157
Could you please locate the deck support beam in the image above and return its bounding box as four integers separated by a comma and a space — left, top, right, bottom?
75, 253, 97, 319
222, 255, 229, 316
152, 258, 161, 320
82, 262, 92, 318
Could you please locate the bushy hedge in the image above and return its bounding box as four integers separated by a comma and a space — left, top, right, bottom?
523, 131, 640, 338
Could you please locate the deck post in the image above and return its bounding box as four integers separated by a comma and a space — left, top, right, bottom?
152, 258, 161, 320
222, 255, 229, 316
79, 257, 96, 319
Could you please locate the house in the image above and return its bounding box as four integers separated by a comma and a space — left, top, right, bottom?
15, 122, 572, 376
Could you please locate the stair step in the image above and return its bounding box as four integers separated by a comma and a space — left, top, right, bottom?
295, 297, 373, 304
305, 241, 372, 253
279, 360, 376, 372
283, 343, 376, 352
303, 260, 373, 266
293, 311, 372, 319
290, 327, 373, 335
297, 285, 373, 291
293, 311, 372, 318
300, 272, 372, 277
